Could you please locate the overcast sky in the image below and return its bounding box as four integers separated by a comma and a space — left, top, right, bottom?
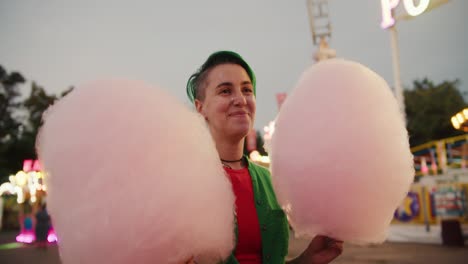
1, 0, 467, 130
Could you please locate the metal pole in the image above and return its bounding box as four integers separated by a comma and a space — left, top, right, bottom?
421, 186, 431, 232
389, 24, 406, 120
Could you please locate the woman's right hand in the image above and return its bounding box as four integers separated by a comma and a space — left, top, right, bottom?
303, 235, 343, 264
184, 256, 196, 264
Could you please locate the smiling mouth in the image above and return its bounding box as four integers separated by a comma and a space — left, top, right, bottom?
229, 112, 249, 117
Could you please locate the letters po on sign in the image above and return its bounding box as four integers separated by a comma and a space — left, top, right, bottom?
381, 0, 430, 28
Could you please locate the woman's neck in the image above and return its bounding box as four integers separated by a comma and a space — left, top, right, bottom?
215, 137, 246, 170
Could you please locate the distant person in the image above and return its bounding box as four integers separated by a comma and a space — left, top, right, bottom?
35, 204, 51, 249
23, 214, 33, 232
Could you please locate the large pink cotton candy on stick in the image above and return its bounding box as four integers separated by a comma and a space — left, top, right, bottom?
37, 80, 235, 263
270, 59, 414, 245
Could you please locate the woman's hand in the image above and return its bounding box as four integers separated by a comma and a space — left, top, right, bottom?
304, 235, 343, 263
184, 256, 196, 264
289, 235, 343, 264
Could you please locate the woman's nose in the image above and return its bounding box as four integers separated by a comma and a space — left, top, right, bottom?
231, 92, 247, 106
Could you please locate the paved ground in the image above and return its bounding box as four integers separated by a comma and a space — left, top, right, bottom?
0, 231, 61, 264
334, 242, 468, 264
0, 231, 467, 263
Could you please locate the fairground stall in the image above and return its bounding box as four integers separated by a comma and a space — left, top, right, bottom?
0, 159, 57, 244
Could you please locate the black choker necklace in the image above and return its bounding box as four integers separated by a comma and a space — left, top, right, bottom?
220, 157, 243, 163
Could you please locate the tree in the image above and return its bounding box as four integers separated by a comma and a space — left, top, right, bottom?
0, 66, 26, 180
404, 78, 466, 147
22, 82, 58, 136
0, 65, 71, 183
0, 65, 25, 142
6, 82, 62, 181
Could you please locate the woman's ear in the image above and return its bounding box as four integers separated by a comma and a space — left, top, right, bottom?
195, 99, 205, 116
195, 99, 209, 121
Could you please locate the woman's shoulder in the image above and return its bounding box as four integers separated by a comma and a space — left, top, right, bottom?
246, 158, 271, 176
246, 158, 275, 192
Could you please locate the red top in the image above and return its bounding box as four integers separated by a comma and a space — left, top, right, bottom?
224, 166, 262, 264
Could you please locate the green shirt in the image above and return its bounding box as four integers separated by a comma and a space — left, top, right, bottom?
224, 158, 289, 264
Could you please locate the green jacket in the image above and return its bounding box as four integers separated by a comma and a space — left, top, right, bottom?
224, 158, 289, 264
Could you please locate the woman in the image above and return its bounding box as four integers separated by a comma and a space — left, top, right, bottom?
186, 51, 343, 264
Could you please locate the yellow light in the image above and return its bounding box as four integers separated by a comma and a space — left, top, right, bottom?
456, 113, 464, 124
15, 186, 24, 203
249, 150, 271, 164
452, 116, 461, 129
260, 156, 271, 164
0, 183, 15, 195
15, 171, 28, 186
463, 109, 468, 119
403, 0, 430, 16
250, 150, 261, 161
31, 196, 37, 203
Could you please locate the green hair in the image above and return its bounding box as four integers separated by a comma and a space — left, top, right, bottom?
186, 50, 256, 103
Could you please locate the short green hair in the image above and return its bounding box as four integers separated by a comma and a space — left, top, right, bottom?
186, 50, 256, 103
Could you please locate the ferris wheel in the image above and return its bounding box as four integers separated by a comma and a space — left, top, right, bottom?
306, 0, 336, 62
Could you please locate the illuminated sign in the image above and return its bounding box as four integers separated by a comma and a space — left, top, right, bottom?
23, 159, 42, 172
381, 0, 431, 28
394, 191, 420, 222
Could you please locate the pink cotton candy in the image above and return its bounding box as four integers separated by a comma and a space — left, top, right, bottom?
270, 59, 414, 245
37, 80, 235, 263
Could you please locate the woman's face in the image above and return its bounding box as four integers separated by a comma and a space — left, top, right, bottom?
195, 63, 256, 142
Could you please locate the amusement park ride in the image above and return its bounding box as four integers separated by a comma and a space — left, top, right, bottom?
306, 0, 336, 62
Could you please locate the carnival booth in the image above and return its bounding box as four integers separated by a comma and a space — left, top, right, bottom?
250, 131, 468, 246
389, 135, 468, 246
0, 159, 57, 244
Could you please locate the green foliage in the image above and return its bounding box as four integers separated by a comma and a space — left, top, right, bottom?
23, 82, 58, 135
0, 65, 25, 141
405, 78, 467, 147
0, 65, 71, 182
0, 66, 26, 181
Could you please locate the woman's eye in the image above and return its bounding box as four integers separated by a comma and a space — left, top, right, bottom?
220, 89, 231, 94
243, 87, 253, 93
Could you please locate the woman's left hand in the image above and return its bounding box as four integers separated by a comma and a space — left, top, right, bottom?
299, 235, 343, 264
